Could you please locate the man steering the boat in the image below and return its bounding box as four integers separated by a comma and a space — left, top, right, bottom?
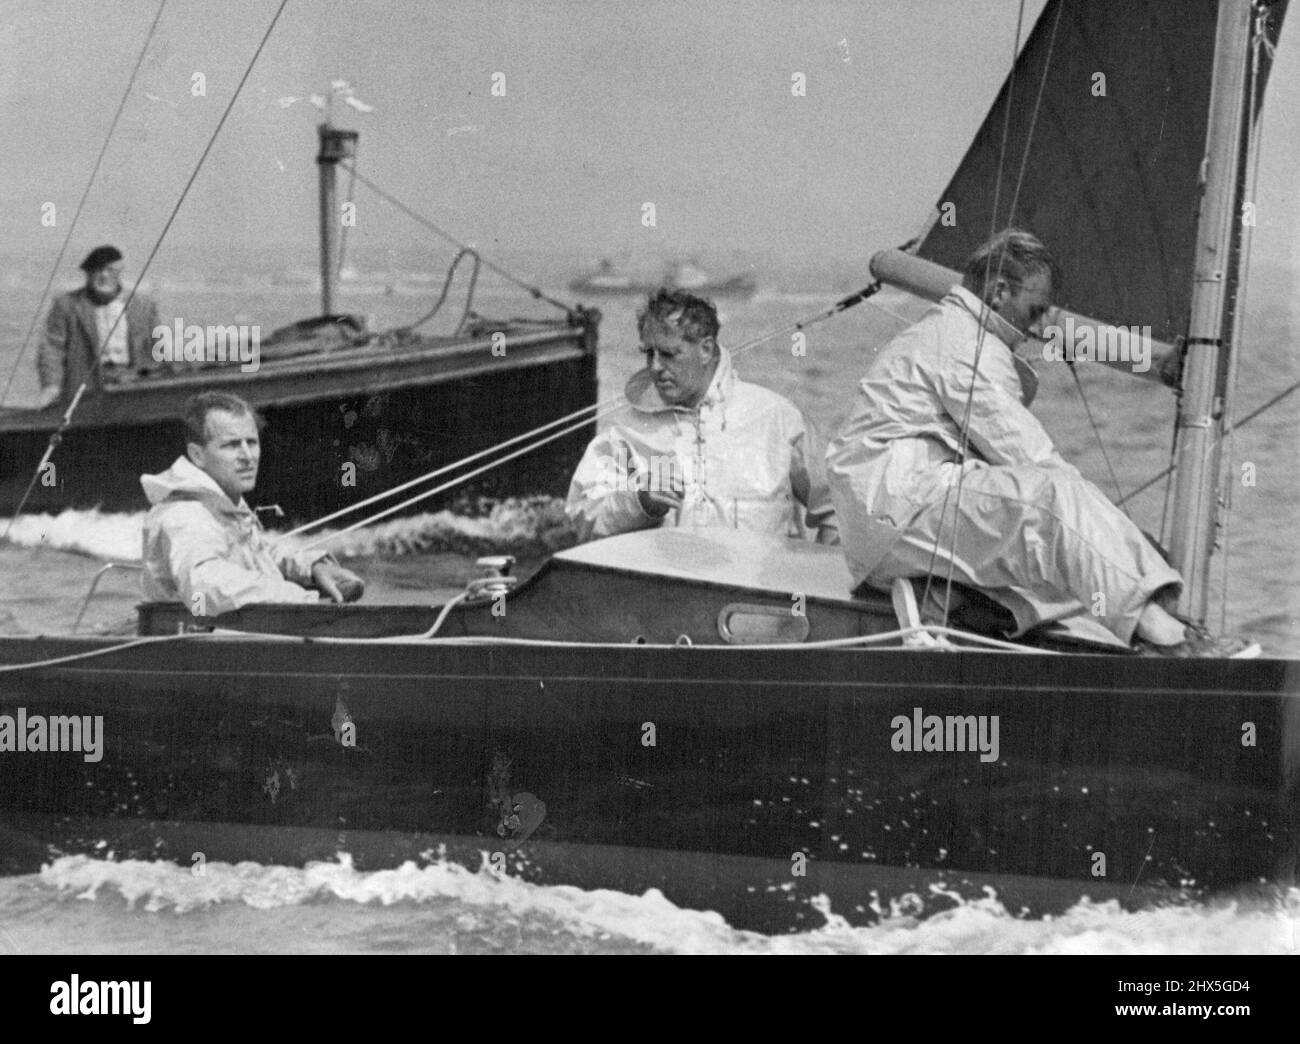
827, 229, 1254, 658
140, 391, 364, 617
566, 288, 838, 544
34, 245, 161, 409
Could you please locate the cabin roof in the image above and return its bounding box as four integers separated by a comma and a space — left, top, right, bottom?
554, 527, 858, 602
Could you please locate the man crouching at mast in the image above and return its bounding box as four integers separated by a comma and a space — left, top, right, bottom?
566, 288, 838, 543
141, 391, 364, 616
827, 228, 1256, 658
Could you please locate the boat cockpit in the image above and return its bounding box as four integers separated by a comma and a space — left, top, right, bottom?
134, 527, 1131, 654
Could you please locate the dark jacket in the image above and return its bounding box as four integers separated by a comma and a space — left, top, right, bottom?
37, 286, 160, 398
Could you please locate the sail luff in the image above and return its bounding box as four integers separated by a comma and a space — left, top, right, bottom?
1167, 0, 1255, 621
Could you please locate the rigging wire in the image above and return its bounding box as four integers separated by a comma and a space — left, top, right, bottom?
1157, 378, 1181, 547
278, 281, 884, 544
1116, 377, 1300, 508
1005, 0, 1066, 223
1, 0, 291, 543
339, 161, 576, 314
924, 0, 1044, 628
0, 0, 169, 410
1067, 362, 1128, 507
293, 404, 623, 550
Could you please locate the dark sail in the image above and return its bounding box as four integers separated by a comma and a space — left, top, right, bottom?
916, 0, 1285, 344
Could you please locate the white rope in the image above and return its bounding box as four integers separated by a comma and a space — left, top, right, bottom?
0, 631, 212, 674
291, 405, 619, 553
0, 618, 1057, 673
306, 623, 1052, 653
276, 399, 614, 541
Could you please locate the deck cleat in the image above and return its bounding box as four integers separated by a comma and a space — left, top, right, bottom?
465, 555, 518, 603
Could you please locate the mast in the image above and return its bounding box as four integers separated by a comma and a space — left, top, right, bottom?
316, 122, 358, 316
1167, 0, 1255, 622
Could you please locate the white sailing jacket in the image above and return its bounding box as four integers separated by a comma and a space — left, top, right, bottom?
141, 456, 327, 616
826, 285, 1077, 583
566, 348, 837, 542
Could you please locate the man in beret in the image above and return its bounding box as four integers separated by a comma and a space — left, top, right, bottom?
35, 245, 160, 408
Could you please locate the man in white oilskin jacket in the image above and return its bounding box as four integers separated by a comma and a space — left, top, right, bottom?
827, 228, 1255, 658
141, 391, 364, 617
566, 288, 838, 544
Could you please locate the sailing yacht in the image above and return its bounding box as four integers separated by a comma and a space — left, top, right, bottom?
0, 0, 1296, 933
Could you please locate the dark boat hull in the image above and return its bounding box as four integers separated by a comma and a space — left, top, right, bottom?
2, 633, 1295, 932
0, 318, 598, 521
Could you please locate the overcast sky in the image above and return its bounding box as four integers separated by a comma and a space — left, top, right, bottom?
2, 0, 1298, 277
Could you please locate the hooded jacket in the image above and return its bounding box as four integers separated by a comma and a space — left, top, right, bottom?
827, 285, 1180, 642
141, 456, 326, 616
828, 285, 1079, 579
565, 347, 837, 542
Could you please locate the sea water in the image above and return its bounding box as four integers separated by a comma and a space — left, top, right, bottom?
1, 258, 1297, 953
0, 855, 1296, 955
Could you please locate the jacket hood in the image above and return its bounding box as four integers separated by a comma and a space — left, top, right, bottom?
624, 345, 736, 415
947, 285, 1028, 348
947, 285, 1040, 407
141, 455, 245, 515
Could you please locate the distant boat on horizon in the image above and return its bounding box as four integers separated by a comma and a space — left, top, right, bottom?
663, 258, 757, 298
568, 257, 758, 299
567, 258, 638, 295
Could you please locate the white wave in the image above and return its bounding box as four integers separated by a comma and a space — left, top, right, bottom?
0, 498, 578, 564
1, 509, 144, 562
290, 497, 576, 558
26, 853, 1298, 955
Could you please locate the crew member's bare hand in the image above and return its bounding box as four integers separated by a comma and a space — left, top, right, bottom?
312, 560, 365, 603
637, 487, 684, 518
